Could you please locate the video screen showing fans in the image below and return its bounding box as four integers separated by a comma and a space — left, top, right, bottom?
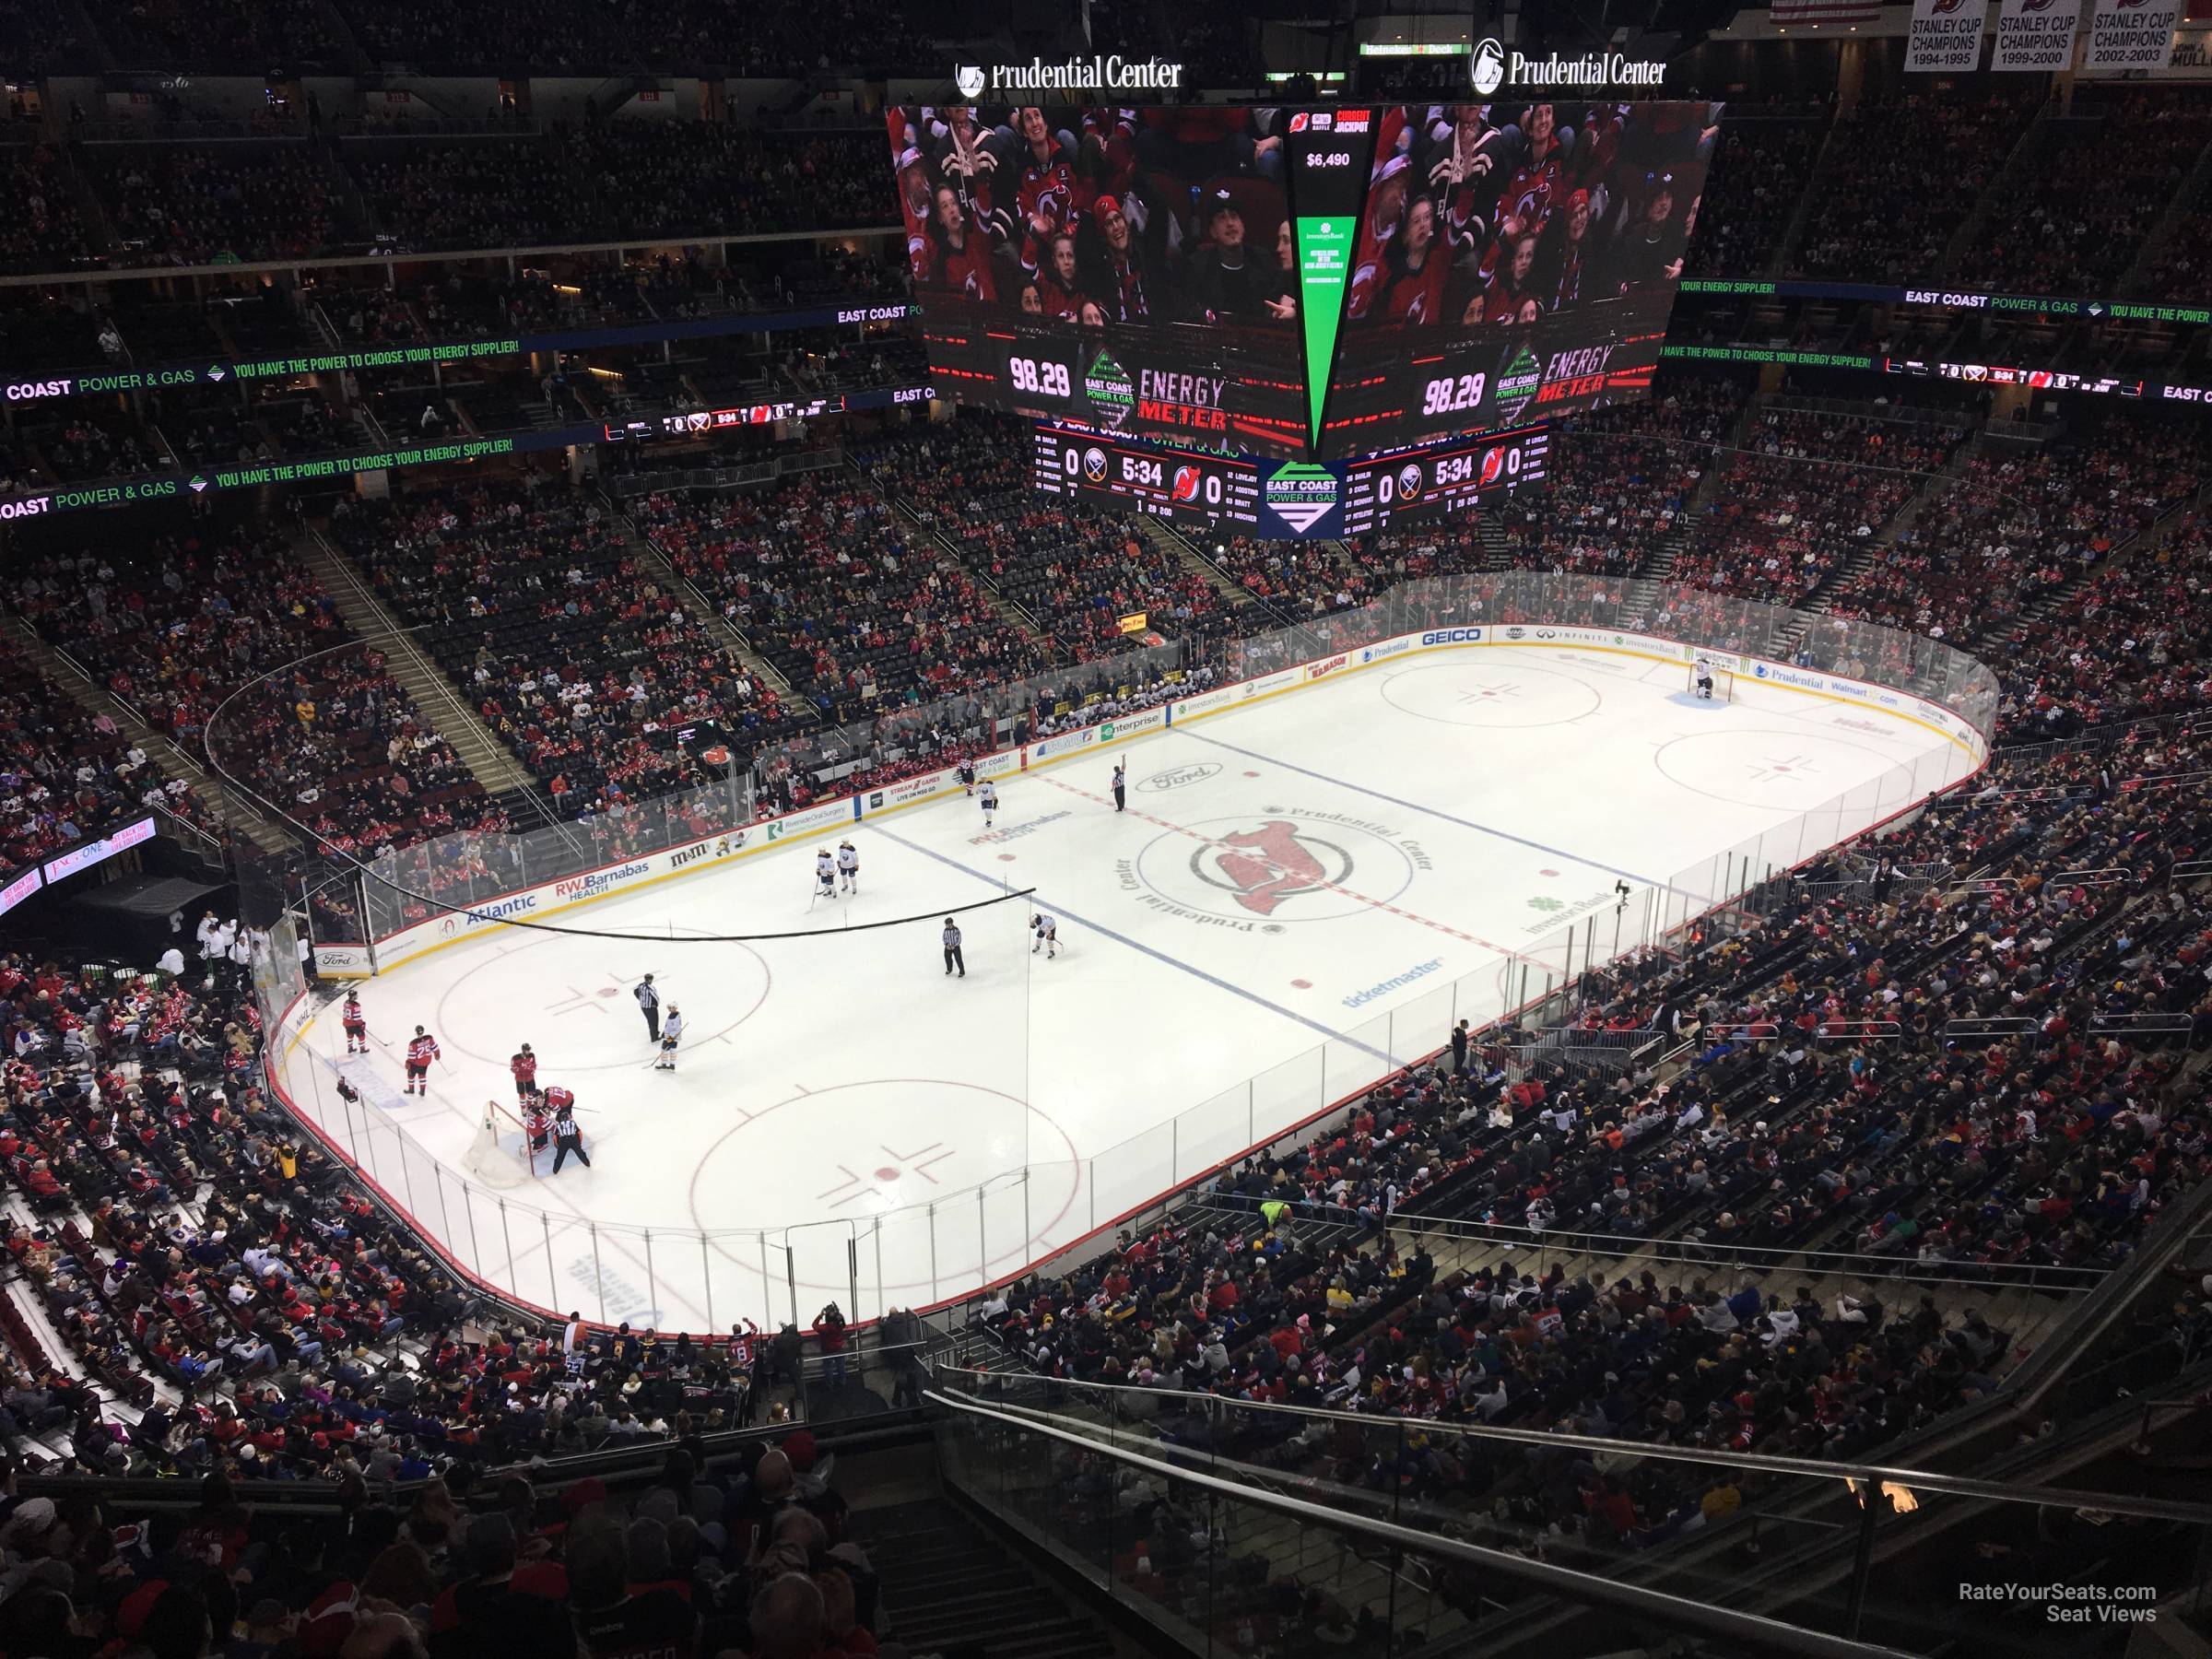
1319, 100, 1715, 459
890, 103, 1310, 461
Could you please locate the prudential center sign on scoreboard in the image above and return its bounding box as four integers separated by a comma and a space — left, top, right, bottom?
951, 57, 1184, 97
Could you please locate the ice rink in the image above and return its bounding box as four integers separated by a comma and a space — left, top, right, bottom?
279, 643, 1978, 1333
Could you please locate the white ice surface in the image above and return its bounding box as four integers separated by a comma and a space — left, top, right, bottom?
281, 645, 1973, 1332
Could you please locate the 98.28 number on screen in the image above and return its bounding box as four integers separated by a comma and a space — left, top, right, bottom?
1419, 372, 1488, 418
1007, 357, 1072, 397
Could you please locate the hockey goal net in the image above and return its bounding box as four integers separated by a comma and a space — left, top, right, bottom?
461, 1100, 537, 1188
1688, 662, 1736, 703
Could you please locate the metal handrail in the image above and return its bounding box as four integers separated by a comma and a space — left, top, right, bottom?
931, 1368, 2212, 1528
1941, 1016, 2040, 1038
1376, 1208, 2110, 1288
927, 1385, 1920, 1659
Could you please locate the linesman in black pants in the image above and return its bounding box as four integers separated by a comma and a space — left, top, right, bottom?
1112, 762, 1127, 811
942, 917, 966, 977
635, 973, 661, 1041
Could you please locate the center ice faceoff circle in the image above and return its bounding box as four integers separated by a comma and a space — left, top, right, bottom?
1124, 810, 1424, 924
1379, 659, 1603, 727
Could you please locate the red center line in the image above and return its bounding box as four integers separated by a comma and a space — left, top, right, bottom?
1041, 776, 1541, 965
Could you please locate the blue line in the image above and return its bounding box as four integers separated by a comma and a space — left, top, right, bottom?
866, 822, 1392, 1063
1180, 728, 1667, 888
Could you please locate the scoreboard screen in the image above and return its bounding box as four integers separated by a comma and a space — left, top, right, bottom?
894, 100, 1712, 467
1340, 422, 1549, 535
1032, 423, 1264, 526
1034, 418, 1546, 539
1316, 102, 1710, 458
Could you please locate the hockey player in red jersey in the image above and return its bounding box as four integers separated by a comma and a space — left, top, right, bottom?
404, 1025, 440, 1095
510, 1041, 539, 1101
523, 1096, 553, 1160
341, 992, 367, 1054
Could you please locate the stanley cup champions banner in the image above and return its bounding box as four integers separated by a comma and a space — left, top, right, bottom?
2083, 0, 2182, 73
1906, 0, 1991, 72
1992, 0, 2082, 70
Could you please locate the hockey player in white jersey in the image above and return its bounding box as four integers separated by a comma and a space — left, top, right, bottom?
979, 780, 998, 830
1031, 912, 1058, 959
655, 1005, 685, 1071
836, 840, 859, 895
815, 848, 837, 898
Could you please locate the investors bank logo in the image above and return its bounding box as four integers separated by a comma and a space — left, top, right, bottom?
1264, 462, 1339, 534
1085, 347, 1135, 431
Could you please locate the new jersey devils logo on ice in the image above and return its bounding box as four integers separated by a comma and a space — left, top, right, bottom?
1124, 809, 1423, 929
1202, 820, 1351, 915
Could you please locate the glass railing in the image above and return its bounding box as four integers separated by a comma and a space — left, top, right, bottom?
931, 1370, 2212, 1659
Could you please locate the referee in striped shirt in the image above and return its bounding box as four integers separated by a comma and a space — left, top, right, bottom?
942, 919, 965, 978
635, 973, 661, 1040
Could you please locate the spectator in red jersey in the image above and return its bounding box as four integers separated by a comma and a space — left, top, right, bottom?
1371, 194, 1453, 327
1029, 230, 1089, 322
892, 141, 933, 286
1494, 101, 1571, 245
1088, 194, 1154, 322
812, 1301, 849, 1389
1542, 188, 1595, 312
1468, 232, 1541, 325
923, 183, 996, 302
1009, 106, 1094, 264
1346, 154, 1411, 323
